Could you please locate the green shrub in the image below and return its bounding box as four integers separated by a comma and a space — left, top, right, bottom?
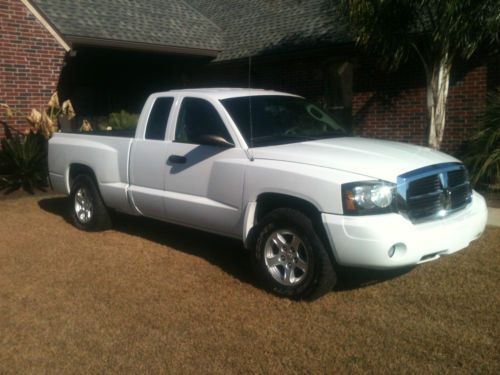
103, 110, 139, 131
0, 132, 48, 194
462, 90, 500, 189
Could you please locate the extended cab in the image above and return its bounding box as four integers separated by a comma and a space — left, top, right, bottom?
48, 89, 488, 299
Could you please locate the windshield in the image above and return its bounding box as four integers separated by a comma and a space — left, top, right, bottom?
220, 95, 348, 146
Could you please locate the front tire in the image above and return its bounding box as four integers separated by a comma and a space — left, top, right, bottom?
70, 175, 112, 231
252, 208, 337, 300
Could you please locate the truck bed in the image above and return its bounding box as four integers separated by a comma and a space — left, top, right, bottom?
49, 132, 134, 213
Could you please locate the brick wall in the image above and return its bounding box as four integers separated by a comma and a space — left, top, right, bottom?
0, 0, 66, 138
352, 58, 487, 154
443, 63, 487, 152
198, 58, 328, 101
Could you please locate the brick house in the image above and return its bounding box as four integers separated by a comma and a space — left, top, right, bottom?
1, 0, 498, 153
0, 0, 67, 136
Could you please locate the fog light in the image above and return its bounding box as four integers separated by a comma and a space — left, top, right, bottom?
388, 243, 407, 258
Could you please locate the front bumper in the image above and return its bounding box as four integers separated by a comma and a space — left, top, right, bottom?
322, 191, 488, 269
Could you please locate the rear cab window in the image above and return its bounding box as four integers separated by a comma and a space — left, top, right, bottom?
145, 97, 174, 141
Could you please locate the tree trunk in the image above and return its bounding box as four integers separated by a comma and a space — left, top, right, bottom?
427, 59, 451, 149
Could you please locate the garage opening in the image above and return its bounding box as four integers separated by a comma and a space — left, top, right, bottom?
57, 47, 212, 131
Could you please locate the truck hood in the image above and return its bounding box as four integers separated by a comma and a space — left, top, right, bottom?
251, 137, 459, 182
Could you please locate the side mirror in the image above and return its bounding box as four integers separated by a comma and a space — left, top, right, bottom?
196, 134, 234, 148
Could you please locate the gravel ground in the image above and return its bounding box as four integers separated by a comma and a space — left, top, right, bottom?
0, 196, 499, 374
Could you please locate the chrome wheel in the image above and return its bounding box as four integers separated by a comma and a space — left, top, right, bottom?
264, 229, 309, 286
74, 187, 93, 224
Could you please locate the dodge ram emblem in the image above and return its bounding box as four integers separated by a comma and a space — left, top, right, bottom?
439, 172, 452, 211
441, 188, 452, 210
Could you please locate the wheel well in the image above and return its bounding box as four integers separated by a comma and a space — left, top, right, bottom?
68, 164, 98, 189
255, 193, 321, 224
251, 193, 336, 265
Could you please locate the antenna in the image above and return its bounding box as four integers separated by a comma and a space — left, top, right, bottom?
248, 55, 254, 149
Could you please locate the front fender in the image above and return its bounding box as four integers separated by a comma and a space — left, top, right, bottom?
243, 160, 373, 215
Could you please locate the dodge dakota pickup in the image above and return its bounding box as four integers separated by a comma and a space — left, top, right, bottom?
48, 88, 488, 299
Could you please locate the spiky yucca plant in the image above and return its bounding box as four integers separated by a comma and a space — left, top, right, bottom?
462, 90, 500, 189
0, 132, 48, 193
0, 92, 76, 194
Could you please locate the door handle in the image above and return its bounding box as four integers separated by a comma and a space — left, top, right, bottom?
167, 155, 187, 164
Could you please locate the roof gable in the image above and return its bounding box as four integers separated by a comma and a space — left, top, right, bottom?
32, 0, 224, 54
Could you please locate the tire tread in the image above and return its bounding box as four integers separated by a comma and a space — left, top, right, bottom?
70, 175, 112, 231
252, 208, 336, 300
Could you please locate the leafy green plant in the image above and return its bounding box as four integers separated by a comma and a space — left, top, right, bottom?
0, 131, 48, 194
462, 90, 500, 189
102, 110, 139, 131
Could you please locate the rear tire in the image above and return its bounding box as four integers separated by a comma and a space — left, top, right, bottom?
70, 175, 112, 231
252, 208, 337, 300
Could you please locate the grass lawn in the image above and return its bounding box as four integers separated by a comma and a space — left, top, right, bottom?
0, 196, 499, 374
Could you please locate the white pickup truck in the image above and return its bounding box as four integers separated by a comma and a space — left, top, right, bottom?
49, 88, 488, 299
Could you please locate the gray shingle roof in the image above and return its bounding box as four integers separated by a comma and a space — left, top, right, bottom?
32, 0, 224, 53
32, 0, 349, 60
186, 0, 349, 61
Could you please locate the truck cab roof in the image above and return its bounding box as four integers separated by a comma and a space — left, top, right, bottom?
154, 88, 301, 100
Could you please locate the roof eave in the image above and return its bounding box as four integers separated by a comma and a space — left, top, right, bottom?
67, 35, 221, 57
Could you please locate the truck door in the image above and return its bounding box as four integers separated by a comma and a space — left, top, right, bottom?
129, 96, 175, 219
163, 97, 246, 237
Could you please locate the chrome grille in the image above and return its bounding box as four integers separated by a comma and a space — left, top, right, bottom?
407, 174, 441, 197
448, 169, 467, 187
397, 163, 472, 222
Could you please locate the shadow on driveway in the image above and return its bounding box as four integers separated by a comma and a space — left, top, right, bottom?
38, 197, 414, 294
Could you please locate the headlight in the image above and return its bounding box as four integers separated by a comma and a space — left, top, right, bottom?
342, 181, 396, 215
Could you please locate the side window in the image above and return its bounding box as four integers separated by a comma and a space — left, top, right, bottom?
145, 97, 174, 140
175, 97, 232, 144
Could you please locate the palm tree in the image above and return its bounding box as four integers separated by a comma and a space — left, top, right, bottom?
342, 0, 499, 149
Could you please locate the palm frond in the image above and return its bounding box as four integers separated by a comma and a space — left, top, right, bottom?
462, 90, 500, 188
